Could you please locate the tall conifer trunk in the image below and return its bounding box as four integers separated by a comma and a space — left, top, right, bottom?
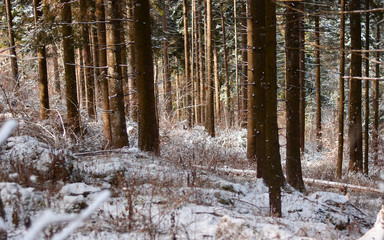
206, 0, 215, 137
5, 0, 19, 88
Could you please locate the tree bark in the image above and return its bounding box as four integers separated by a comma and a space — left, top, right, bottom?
96, 0, 112, 148
240, 1, 247, 127
299, 8, 306, 153
34, 0, 50, 120
127, 0, 138, 122
80, 0, 96, 120
162, 0, 172, 116
183, 0, 193, 129
349, 0, 363, 172
247, 0, 266, 179
134, 0, 160, 155
198, 0, 205, 124
363, 0, 370, 175
213, 46, 220, 118
265, 0, 284, 217
373, 20, 380, 164
106, 0, 129, 148
205, 0, 215, 137
285, 1, 305, 192
220, 3, 232, 127
52, 45, 61, 95
61, 0, 81, 136
5, 0, 19, 88
337, 0, 346, 179
315, 16, 322, 151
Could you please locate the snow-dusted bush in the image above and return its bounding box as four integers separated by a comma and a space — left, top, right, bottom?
0, 136, 75, 184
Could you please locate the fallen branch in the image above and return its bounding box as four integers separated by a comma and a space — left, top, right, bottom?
303, 178, 383, 194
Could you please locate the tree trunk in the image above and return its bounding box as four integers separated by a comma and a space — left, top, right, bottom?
134, 0, 160, 155
52, 45, 61, 95
127, 0, 138, 122
233, 0, 239, 126
33, 0, 50, 120
193, 0, 200, 124
96, 0, 112, 148
240, 1, 247, 127
90, 14, 100, 109
349, 0, 363, 172
120, 23, 129, 118
265, 0, 283, 217
61, 0, 81, 136
285, 2, 305, 192
78, 49, 86, 108
213, 46, 220, 118
5, 0, 19, 88
373, 21, 380, 164
220, 3, 231, 128
205, 0, 215, 137
183, 0, 193, 129
337, 0, 346, 179
363, 0, 370, 175
299, 9, 306, 153
315, 16, 322, 151
198, 0, 205, 124
247, 0, 266, 179
80, 0, 96, 120
106, 0, 129, 148
162, 0, 172, 117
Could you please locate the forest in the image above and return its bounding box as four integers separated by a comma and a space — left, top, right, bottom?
0, 0, 383, 239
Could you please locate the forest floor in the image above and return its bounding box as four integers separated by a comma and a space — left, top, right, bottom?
0, 118, 383, 239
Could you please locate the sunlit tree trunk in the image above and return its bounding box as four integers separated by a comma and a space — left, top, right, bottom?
96, 0, 112, 148
61, 0, 81, 136
106, 0, 129, 148
220, 3, 231, 127
80, 0, 96, 120
127, 0, 138, 122
134, 0, 160, 155
373, 21, 381, 164
193, 0, 200, 124
349, 0, 363, 172
363, 0, 370, 175
314, 16, 322, 151
240, 1, 247, 127
162, 0, 172, 116
213, 46, 220, 118
205, 0, 215, 137
337, 0, 346, 179
198, 0, 205, 124
33, 0, 50, 120
183, 0, 193, 128
5, 0, 19, 88
285, 1, 305, 192
52, 45, 61, 95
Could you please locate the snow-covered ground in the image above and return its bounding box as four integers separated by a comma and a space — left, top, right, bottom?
0, 120, 383, 239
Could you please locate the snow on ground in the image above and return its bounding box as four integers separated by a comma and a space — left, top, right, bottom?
0, 123, 382, 239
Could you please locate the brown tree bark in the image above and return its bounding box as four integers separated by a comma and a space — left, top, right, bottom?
265, 0, 284, 217
61, 0, 81, 136
162, 0, 172, 116
373, 21, 381, 164
198, 0, 205, 124
285, 2, 305, 192
5, 0, 19, 88
96, 0, 112, 148
349, 0, 363, 172
106, 0, 129, 148
127, 0, 138, 122
33, 0, 50, 120
220, 3, 232, 127
193, 0, 200, 124
240, 1, 248, 127
315, 16, 322, 151
80, 0, 96, 120
247, 0, 266, 179
337, 0, 346, 179
363, 0, 370, 175
299, 9, 306, 153
205, 0, 215, 137
183, 0, 193, 129
134, 0, 160, 155
52, 45, 61, 95
213, 46, 220, 118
